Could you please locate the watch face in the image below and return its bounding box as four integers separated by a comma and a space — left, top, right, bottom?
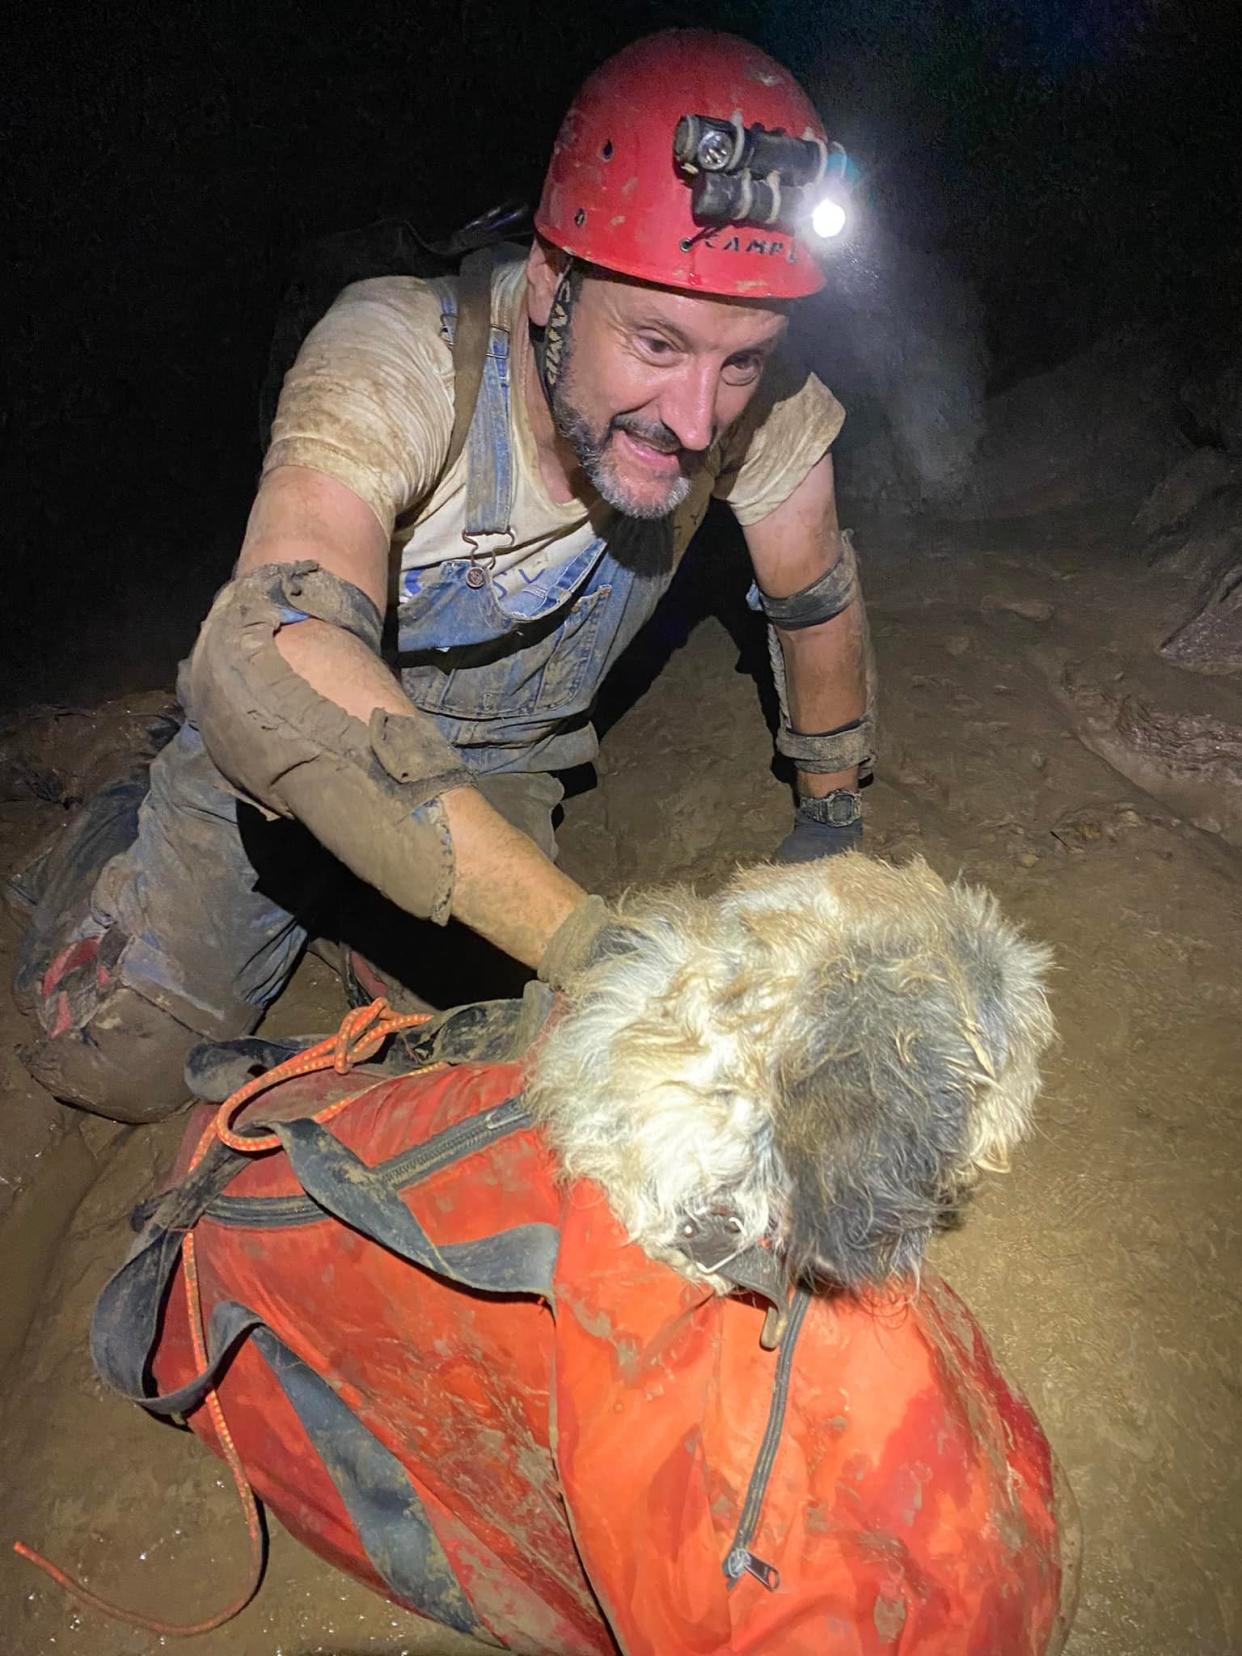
811, 789, 861, 826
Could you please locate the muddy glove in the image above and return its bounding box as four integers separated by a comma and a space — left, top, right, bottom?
774, 790, 863, 864
537, 894, 615, 991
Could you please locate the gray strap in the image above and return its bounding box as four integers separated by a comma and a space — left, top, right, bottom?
754, 530, 859, 631
537, 894, 613, 991
252, 1328, 483, 1636
445, 246, 497, 479
274, 559, 384, 653
90, 1131, 265, 1413
767, 625, 876, 773
759, 528, 877, 774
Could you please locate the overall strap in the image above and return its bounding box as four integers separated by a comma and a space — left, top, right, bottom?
445, 246, 498, 479
389, 245, 511, 614
434, 249, 516, 542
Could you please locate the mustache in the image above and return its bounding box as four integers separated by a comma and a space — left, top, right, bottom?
610, 413, 711, 467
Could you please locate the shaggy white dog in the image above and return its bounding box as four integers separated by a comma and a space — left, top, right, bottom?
526, 854, 1054, 1291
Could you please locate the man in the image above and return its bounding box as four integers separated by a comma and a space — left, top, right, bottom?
15, 30, 873, 1122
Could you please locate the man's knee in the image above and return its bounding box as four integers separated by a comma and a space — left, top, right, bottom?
21, 983, 205, 1123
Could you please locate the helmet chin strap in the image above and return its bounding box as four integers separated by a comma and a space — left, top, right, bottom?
532, 257, 578, 408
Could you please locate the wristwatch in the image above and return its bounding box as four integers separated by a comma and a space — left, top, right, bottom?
797, 789, 862, 828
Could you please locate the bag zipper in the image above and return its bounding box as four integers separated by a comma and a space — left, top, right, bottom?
723, 1286, 811, 1593
203, 1095, 531, 1228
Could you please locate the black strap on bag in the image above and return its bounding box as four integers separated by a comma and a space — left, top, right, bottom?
90, 1094, 556, 1418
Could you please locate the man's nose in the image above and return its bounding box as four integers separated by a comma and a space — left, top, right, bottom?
658, 362, 719, 453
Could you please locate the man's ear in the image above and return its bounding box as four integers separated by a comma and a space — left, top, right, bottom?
525, 237, 567, 328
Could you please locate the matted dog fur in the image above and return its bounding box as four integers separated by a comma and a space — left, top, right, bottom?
526, 854, 1054, 1291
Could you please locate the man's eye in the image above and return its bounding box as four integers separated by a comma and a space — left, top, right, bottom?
639, 335, 675, 356
724, 354, 763, 383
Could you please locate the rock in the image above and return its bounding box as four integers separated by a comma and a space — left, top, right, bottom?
1049, 801, 1154, 852
1131, 448, 1242, 542
1137, 459, 1242, 676
1142, 479, 1242, 579
982, 595, 1056, 623
1181, 352, 1242, 455
1055, 661, 1242, 845
1160, 558, 1242, 675
963, 331, 1183, 518
944, 633, 972, 656
1113, 698, 1242, 783
795, 221, 988, 513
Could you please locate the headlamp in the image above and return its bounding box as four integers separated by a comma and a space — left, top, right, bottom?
674, 113, 850, 242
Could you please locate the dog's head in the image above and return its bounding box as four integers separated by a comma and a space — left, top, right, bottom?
527, 855, 1054, 1291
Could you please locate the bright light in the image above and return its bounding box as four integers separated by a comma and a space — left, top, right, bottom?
811, 197, 847, 239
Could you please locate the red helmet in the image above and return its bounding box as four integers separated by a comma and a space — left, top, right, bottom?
536, 31, 835, 301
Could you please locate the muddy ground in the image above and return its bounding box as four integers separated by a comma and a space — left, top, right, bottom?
1, 500, 1240, 1654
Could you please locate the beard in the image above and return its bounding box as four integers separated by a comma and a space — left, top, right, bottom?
551, 343, 701, 522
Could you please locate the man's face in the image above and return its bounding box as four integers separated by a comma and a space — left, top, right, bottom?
543, 266, 789, 521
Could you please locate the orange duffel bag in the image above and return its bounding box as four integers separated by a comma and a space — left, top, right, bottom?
87, 861, 1079, 1653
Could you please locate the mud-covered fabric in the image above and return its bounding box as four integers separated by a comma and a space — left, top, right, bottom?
185, 983, 559, 1103
388, 289, 673, 775
262, 259, 845, 782
14, 712, 566, 1118
136, 1051, 1072, 1655
749, 527, 859, 630
536, 894, 613, 991
188, 561, 476, 925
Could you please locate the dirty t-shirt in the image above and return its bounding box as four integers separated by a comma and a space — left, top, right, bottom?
264, 257, 845, 603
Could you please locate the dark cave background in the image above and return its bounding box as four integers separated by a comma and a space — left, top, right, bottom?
4, 0, 1238, 709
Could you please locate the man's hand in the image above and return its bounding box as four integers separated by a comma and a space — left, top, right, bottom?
537, 894, 615, 989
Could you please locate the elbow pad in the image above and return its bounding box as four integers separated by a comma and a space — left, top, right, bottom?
187, 561, 476, 924
749, 531, 878, 775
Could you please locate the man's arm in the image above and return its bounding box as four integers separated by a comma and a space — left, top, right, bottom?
740, 450, 868, 800
219, 464, 586, 967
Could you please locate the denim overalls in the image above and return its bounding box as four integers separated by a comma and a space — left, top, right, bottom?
395, 281, 675, 776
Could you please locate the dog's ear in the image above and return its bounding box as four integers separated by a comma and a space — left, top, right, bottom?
766, 874, 1053, 1289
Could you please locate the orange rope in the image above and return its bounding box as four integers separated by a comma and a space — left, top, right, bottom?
14, 997, 439, 1637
